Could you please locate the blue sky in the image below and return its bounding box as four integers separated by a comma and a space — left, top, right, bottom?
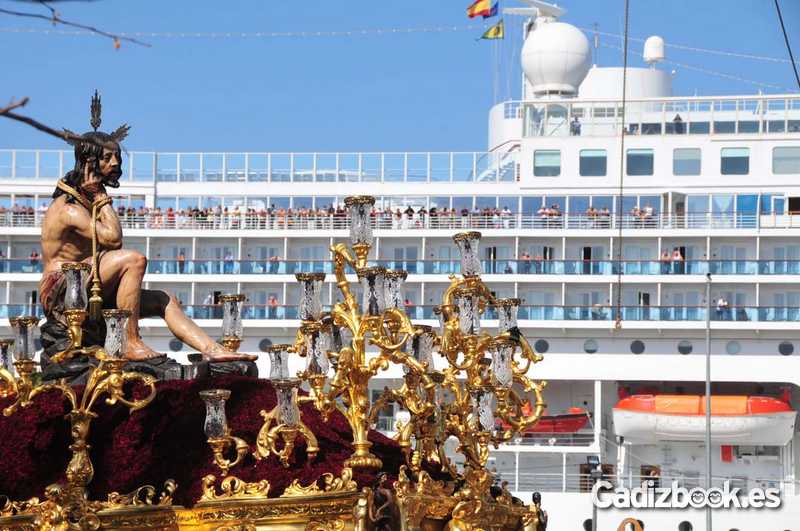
1, 0, 798, 151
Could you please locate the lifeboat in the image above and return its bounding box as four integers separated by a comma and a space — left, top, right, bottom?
613, 394, 796, 445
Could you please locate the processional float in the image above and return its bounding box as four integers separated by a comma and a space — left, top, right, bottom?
0, 195, 549, 530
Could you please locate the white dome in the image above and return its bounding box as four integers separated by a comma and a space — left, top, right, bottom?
521, 21, 591, 96
643, 35, 665, 64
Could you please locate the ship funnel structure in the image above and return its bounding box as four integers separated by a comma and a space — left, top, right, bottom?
516, 1, 591, 98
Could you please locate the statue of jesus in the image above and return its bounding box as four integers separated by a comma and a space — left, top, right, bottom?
38, 93, 256, 364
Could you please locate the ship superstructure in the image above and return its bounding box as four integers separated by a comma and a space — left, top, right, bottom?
2, 1, 800, 529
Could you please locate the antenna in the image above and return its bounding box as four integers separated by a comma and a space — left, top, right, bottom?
503, 0, 565, 19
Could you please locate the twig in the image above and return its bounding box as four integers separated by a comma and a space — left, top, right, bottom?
0, 97, 29, 114
0, 5, 150, 47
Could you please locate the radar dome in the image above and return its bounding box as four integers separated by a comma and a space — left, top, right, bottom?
643, 35, 665, 64
521, 21, 591, 97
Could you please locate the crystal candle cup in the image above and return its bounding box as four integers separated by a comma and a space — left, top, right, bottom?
357, 266, 387, 317
267, 344, 292, 380
199, 389, 231, 439
62, 262, 92, 311
0, 339, 14, 376
274, 378, 302, 426
102, 309, 131, 359
452, 231, 482, 277
295, 272, 325, 321
301, 323, 331, 375
453, 287, 481, 336
490, 338, 514, 388
219, 294, 245, 340
9, 316, 38, 361
473, 388, 496, 433
384, 269, 408, 310
406, 324, 435, 373
495, 298, 522, 333
344, 195, 376, 246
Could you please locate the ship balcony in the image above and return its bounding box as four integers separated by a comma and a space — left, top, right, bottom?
5, 211, 800, 232
5, 303, 800, 326
513, 94, 800, 138
5, 258, 800, 276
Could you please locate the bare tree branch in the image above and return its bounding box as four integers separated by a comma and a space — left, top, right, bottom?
0, 4, 151, 47
1, 97, 115, 150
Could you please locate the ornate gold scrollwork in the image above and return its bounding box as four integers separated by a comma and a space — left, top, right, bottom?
199, 475, 271, 502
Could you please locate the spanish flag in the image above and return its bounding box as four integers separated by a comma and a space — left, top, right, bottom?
479, 19, 504, 40
467, 0, 492, 18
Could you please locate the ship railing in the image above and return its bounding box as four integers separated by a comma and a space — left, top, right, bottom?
0, 150, 522, 184
516, 94, 800, 138
497, 472, 800, 494
506, 430, 595, 447
8, 304, 800, 323
0, 211, 776, 231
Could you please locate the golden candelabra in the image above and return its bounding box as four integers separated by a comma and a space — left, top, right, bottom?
0, 306, 174, 530
280, 195, 547, 518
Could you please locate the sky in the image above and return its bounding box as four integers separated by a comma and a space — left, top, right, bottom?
1, 0, 799, 152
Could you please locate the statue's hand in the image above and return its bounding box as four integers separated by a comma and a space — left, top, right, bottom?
81, 163, 107, 199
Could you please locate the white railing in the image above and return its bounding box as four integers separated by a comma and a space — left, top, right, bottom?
0, 211, 781, 231
0, 150, 519, 184
511, 93, 800, 138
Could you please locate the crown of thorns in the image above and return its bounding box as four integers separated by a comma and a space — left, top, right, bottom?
63, 90, 130, 146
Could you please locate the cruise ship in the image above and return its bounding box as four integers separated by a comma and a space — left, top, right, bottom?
2, 1, 800, 529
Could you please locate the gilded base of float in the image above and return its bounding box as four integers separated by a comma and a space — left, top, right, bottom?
0, 492, 527, 531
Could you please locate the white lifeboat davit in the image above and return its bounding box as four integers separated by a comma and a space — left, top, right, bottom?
613, 394, 796, 445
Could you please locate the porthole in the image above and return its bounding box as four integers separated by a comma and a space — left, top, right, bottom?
630, 340, 645, 355
583, 339, 598, 354
678, 522, 693, 531
258, 338, 273, 352
779, 341, 794, 356
168, 338, 183, 352
677, 340, 692, 355
725, 341, 741, 355
534, 339, 549, 354
582, 519, 593, 531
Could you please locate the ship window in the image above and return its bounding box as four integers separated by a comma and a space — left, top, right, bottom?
721, 147, 750, 175
726, 341, 741, 355
534, 339, 549, 353
678, 522, 693, 531
714, 121, 736, 134
689, 122, 710, 134
767, 120, 786, 133
773, 147, 800, 174
738, 120, 759, 133
583, 339, 598, 354
168, 339, 183, 352
778, 341, 794, 356
789, 119, 800, 132
677, 340, 693, 355
258, 338, 273, 352
579, 149, 607, 176
630, 340, 645, 354
626, 149, 654, 176
534, 150, 561, 177
673, 148, 701, 176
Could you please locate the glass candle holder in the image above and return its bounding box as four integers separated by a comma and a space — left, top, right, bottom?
274, 378, 301, 426
61, 262, 92, 311
406, 325, 435, 374
357, 266, 387, 317
295, 272, 325, 321
302, 323, 331, 375
199, 389, 231, 439
453, 288, 481, 336
452, 231, 482, 277
9, 316, 38, 361
384, 269, 407, 310
185, 353, 204, 380
490, 339, 514, 388
473, 389, 496, 433
0, 339, 14, 376
102, 309, 131, 359
344, 195, 376, 246
219, 294, 245, 339
495, 298, 522, 333
267, 344, 292, 380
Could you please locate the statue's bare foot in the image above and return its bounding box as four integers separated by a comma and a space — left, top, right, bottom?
202, 341, 257, 362
125, 339, 165, 360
